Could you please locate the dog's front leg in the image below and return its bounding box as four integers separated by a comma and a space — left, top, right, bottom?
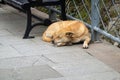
83, 37, 91, 49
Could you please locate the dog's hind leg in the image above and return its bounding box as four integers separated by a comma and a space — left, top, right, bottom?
42, 33, 52, 42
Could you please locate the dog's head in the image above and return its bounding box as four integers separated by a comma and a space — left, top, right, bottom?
52, 29, 74, 47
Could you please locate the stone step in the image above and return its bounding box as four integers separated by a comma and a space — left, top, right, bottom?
42, 71, 120, 80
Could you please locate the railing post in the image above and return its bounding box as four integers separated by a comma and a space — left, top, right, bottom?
91, 0, 100, 42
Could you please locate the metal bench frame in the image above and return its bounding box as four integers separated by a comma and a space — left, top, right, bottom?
0, 0, 67, 39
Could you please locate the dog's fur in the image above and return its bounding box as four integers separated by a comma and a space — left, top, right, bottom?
42, 20, 91, 48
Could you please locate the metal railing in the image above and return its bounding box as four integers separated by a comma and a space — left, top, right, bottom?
47, 0, 120, 45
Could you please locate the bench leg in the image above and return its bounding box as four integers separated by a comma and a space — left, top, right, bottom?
0, 0, 4, 3
23, 8, 34, 39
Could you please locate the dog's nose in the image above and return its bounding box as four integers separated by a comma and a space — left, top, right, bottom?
52, 40, 54, 44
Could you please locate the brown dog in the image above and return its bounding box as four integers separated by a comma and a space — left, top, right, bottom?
42, 20, 91, 48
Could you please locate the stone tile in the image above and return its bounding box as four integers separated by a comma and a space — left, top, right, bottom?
31, 36, 49, 45
0, 29, 13, 36
0, 36, 34, 46
0, 43, 2, 47
32, 37, 87, 54
30, 25, 47, 36
0, 69, 16, 80
0, 8, 9, 13
43, 52, 94, 63
11, 43, 44, 56
0, 55, 48, 69
52, 62, 115, 77
43, 51, 116, 76
0, 65, 63, 80
33, 55, 56, 66
49, 57, 116, 77
11, 40, 84, 56
42, 71, 120, 80
14, 65, 63, 80
0, 45, 22, 59
0, 10, 25, 21
84, 43, 120, 73
0, 9, 26, 35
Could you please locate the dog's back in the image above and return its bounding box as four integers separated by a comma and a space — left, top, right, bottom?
42, 21, 80, 42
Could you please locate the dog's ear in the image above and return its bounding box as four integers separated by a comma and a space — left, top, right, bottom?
65, 32, 74, 38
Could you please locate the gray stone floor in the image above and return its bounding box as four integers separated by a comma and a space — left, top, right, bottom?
0, 5, 120, 80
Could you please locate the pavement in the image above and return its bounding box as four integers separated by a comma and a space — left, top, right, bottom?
0, 4, 120, 80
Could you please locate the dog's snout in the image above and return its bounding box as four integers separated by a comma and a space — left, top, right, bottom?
52, 40, 54, 44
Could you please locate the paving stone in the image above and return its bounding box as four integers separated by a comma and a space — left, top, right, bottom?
0, 36, 34, 46
15, 65, 63, 80
11, 43, 44, 56
32, 37, 87, 55
43, 51, 94, 63
42, 71, 120, 80
31, 37, 47, 45
0, 13, 26, 36
0, 69, 16, 80
0, 55, 55, 69
84, 43, 120, 73
0, 46, 22, 59
0, 8, 9, 13
43, 52, 117, 76
0, 55, 48, 69
0, 29, 13, 36
11, 40, 84, 56
29, 25, 47, 36
51, 61, 115, 77
0, 65, 63, 80
33, 55, 57, 66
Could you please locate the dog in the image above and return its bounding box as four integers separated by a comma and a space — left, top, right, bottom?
42, 20, 91, 49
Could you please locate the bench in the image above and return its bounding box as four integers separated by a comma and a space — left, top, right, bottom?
0, 0, 67, 39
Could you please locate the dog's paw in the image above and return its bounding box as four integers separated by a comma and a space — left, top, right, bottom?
83, 43, 88, 49
66, 42, 73, 46
56, 43, 66, 47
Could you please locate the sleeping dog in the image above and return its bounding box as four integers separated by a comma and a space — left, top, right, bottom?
42, 20, 91, 49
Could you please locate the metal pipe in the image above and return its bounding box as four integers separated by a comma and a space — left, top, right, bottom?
94, 27, 120, 43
